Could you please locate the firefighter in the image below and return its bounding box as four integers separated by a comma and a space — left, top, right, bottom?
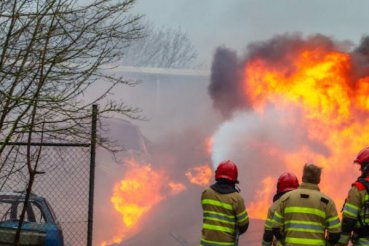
262, 172, 299, 246
272, 163, 341, 245
200, 160, 249, 246
338, 147, 369, 245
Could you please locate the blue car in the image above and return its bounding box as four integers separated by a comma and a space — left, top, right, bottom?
0, 192, 64, 246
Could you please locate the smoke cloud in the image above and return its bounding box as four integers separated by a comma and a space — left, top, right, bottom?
351, 35, 369, 80
208, 46, 251, 118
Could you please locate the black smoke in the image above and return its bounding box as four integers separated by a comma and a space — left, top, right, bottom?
245, 34, 335, 65
351, 35, 369, 80
208, 46, 251, 119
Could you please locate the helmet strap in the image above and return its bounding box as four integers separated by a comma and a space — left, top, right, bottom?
235, 184, 241, 193
362, 162, 369, 172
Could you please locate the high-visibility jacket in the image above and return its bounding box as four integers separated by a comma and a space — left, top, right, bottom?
272, 182, 341, 246
263, 199, 283, 246
200, 186, 249, 246
338, 176, 369, 246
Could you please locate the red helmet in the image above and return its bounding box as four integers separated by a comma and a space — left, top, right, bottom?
354, 147, 369, 172
277, 172, 299, 193
215, 160, 238, 183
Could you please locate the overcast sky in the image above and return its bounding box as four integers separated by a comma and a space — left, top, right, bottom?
132, 0, 369, 67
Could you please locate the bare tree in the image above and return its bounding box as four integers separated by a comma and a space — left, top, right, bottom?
122, 22, 198, 68
0, 0, 143, 244
0, 0, 143, 149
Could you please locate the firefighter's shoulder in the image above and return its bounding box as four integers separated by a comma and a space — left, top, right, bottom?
228, 191, 244, 203
279, 190, 293, 202
269, 198, 282, 214
201, 187, 212, 197
346, 184, 364, 203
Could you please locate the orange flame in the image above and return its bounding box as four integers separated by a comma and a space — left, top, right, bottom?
100, 159, 186, 245
244, 49, 354, 122
168, 181, 187, 195
243, 47, 369, 212
185, 164, 212, 186
247, 176, 276, 219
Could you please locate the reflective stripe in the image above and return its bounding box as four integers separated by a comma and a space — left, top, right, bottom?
343, 202, 359, 217
202, 199, 233, 210
204, 210, 235, 219
343, 210, 357, 218
285, 220, 324, 233
202, 223, 235, 233
285, 206, 326, 218
285, 237, 325, 245
264, 218, 273, 229
236, 210, 249, 223
273, 211, 283, 225
204, 212, 236, 225
355, 237, 369, 246
359, 194, 369, 223
360, 218, 369, 224
200, 238, 235, 246
326, 216, 340, 229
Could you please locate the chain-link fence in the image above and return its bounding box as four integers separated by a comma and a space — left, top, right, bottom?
0, 143, 92, 246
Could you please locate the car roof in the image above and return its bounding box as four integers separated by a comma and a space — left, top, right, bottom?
0, 192, 44, 202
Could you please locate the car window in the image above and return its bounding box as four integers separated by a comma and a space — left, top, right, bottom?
0, 202, 13, 221
29, 203, 46, 224
44, 200, 57, 223
0, 200, 46, 224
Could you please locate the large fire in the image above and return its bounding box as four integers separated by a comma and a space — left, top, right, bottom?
99, 160, 213, 245
99, 159, 186, 246
243, 46, 369, 218
98, 37, 369, 245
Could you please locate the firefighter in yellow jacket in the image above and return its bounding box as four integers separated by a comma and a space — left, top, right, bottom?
200, 160, 249, 246
338, 147, 369, 246
262, 172, 299, 246
272, 163, 341, 245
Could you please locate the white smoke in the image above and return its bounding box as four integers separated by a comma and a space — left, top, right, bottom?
211, 111, 261, 169
211, 105, 298, 168
209, 103, 326, 199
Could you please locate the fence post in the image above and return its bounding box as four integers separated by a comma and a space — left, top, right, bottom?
87, 104, 97, 246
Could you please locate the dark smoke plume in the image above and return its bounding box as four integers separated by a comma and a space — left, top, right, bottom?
208, 46, 251, 119
208, 33, 369, 117
351, 35, 369, 80
245, 34, 335, 63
